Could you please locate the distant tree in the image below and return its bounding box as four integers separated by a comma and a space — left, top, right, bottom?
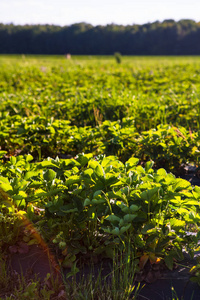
0, 20, 200, 55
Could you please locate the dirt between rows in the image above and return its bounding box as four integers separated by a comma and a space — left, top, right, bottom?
7, 243, 200, 299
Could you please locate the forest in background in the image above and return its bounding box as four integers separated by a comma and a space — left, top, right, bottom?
0, 19, 200, 55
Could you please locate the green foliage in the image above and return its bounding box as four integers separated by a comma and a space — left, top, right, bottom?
0, 154, 200, 270
1, 56, 200, 296
0, 56, 200, 169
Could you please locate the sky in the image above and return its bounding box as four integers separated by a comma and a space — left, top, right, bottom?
1, 0, 200, 27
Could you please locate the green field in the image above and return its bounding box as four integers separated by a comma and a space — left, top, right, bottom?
1, 55, 200, 298
1, 55, 200, 167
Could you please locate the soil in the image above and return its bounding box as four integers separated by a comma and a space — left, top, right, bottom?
9, 244, 56, 281
7, 245, 200, 300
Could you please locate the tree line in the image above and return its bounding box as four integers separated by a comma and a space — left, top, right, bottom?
0, 19, 200, 55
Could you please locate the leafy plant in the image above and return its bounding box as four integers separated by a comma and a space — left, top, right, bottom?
114, 52, 122, 64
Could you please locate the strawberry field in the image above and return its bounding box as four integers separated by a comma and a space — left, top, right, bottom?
1, 55, 200, 298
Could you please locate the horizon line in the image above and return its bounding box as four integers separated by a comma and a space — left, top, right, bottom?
1, 18, 200, 28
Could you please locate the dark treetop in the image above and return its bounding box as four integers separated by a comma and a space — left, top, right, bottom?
0, 19, 200, 55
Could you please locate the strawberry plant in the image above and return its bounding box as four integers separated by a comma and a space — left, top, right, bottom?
0, 153, 199, 272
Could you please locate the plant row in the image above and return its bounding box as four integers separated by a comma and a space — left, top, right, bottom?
1, 57, 200, 131
0, 116, 199, 172
0, 153, 200, 271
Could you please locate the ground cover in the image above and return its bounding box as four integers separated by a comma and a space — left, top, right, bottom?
1, 55, 200, 299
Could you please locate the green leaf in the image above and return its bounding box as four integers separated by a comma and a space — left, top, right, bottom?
0, 176, 10, 185
119, 219, 124, 227
62, 254, 76, 268
145, 161, 154, 172
91, 198, 106, 204
88, 160, 105, 178
141, 223, 156, 234
170, 218, 185, 228
14, 199, 26, 208
130, 204, 140, 212
194, 186, 200, 193
157, 168, 167, 176
43, 169, 56, 182
111, 227, 120, 235
65, 175, 80, 186
119, 224, 131, 234
38, 160, 58, 168
103, 228, 112, 234
123, 214, 137, 223
132, 211, 147, 222
188, 212, 200, 223
25, 154, 33, 162
164, 255, 174, 270
83, 198, 91, 206
173, 179, 191, 192
176, 208, 189, 215
76, 153, 93, 167
192, 191, 200, 200
121, 206, 129, 213
95, 164, 105, 178
141, 187, 159, 201
0, 151, 7, 158
59, 206, 78, 214
106, 214, 121, 223
24, 171, 40, 180
88, 160, 99, 170
10, 156, 16, 165
125, 157, 139, 170
29, 181, 43, 188
83, 168, 94, 178
0, 179, 12, 192
93, 190, 102, 198
63, 159, 80, 168
105, 173, 119, 186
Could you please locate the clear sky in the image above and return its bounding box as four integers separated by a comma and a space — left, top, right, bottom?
1, 0, 200, 26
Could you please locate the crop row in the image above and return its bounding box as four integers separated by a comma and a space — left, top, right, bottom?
1, 57, 200, 131
0, 115, 199, 172
1, 153, 200, 270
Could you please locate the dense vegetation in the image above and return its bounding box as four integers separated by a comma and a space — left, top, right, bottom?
0, 55, 200, 170
1, 19, 200, 55
1, 55, 200, 298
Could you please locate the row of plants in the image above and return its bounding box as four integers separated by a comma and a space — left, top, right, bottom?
1, 56, 200, 130
0, 115, 199, 172
1, 153, 200, 271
